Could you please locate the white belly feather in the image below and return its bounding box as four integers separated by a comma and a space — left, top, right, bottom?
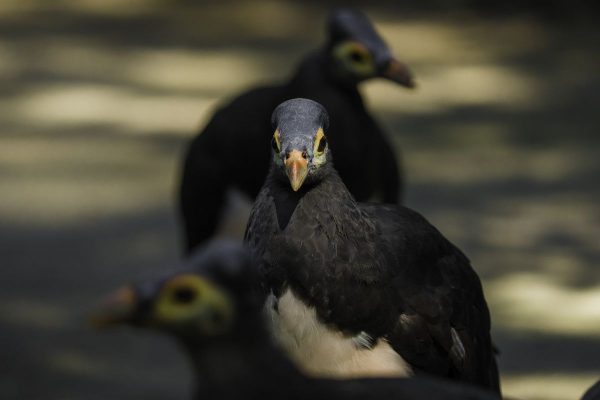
264, 289, 413, 378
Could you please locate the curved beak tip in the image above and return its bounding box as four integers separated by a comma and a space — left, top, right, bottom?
291, 180, 303, 192
285, 150, 309, 192
405, 78, 417, 89
384, 58, 416, 89
89, 286, 137, 329
287, 165, 308, 191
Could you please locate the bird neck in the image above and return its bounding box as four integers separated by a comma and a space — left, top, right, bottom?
267, 165, 364, 232
291, 49, 363, 98
183, 332, 307, 399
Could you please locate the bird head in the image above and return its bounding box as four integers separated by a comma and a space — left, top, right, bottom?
90, 241, 258, 341
326, 8, 415, 88
270, 98, 331, 192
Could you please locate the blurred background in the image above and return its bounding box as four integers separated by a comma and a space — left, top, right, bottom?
0, 0, 598, 399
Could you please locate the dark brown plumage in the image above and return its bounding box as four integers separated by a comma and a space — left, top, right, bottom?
245, 98, 500, 392
179, 8, 414, 252
582, 380, 600, 400
93, 240, 500, 400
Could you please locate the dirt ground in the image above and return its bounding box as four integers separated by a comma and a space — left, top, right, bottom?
0, 1, 598, 399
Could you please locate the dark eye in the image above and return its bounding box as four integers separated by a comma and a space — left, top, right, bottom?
317, 136, 327, 153
172, 286, 197, 304
271, 137, 280, 152
350, 51, 365, 63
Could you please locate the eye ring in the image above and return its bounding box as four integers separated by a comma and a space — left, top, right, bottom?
333, 41, 375, 77
316, 136, 327, 153
272, 130, 282, 153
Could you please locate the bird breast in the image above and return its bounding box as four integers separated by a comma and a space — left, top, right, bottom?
264, 288, 413, 379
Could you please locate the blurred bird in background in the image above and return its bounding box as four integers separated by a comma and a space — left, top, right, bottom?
92, 240, 500, 400
245, 98, 500, 392
179, 8, 415, 252
581, 380, 600, 400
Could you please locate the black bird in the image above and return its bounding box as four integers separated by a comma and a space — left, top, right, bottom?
245, 99, 500, 393
92, 240, 499, 400
582, 380, 600, 400
179, 8, 414, 252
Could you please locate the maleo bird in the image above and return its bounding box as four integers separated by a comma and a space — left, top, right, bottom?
245, 99, 501, 393
582, 380, 600, 400
179, 8, 414, 252
92, 240, 499, 400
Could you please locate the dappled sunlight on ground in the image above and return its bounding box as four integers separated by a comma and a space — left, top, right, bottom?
0, 1, 598, 399
6, 82, 211, 133
502, 373, 598, 400
0, 134, 178, 226
489, 273, 600, 335
368, 64, 542, 113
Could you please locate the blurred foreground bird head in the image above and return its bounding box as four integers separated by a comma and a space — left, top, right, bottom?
91, 241, 260, 342
326, 8, 414, 88
271, 98, 332, 192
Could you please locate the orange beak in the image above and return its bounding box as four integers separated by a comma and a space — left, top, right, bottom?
89, 286, 137, 329
285, 150, 308, 192
382, 58, 416, 89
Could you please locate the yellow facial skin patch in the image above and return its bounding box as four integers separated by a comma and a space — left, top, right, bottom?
312, 128, 328, 168
154, 274, 235, 335
333, 41, 376, 78
272, 129, 283, 166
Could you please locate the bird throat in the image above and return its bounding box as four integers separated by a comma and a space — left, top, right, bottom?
273, 186, 306, 231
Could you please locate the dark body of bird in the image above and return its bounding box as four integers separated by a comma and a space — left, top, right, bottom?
582, 380, 600, 400
245, 99, 501, 393
93, 241, 500, 400
179, 8, 414, 252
